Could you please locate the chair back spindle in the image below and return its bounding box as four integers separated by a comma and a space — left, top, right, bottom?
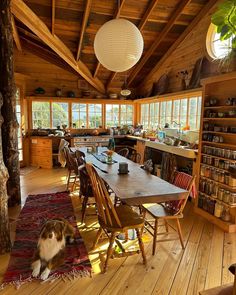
86, 163, 122, 228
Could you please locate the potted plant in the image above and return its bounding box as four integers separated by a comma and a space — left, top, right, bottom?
211, 0, 236, 71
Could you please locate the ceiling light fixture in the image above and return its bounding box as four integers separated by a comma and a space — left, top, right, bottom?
94, 2, 144, 72
120, 74, 131, 96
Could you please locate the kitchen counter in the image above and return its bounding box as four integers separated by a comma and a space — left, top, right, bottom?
145, 140, 197, 159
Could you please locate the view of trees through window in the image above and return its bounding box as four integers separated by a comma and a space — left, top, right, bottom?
140, 96, 202, 130
31, 101, 133, 129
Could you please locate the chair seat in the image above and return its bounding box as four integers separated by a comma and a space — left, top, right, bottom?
99, 205, 144, 231
199, 283, 233, 295
142, 203, 183, 219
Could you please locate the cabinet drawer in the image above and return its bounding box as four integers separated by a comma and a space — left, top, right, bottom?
30, 156, 52, 169
31, 138, 52, 148
30, 147, 52, 157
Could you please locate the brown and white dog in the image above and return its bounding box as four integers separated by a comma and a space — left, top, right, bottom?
31, 218, 75, 280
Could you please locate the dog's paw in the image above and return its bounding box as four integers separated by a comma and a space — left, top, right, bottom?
40, 268, 50, 281
32, 268, 40, 278
31, 260, 41, 277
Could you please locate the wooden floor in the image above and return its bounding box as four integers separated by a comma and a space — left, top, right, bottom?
1, 167, 236, 295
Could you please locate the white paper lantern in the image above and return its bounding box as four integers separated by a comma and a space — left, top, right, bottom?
94, 19, 144, 72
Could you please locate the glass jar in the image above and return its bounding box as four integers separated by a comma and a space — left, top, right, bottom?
229, 193, 236, 205
225, 173, 230, 185
205, 166, 211, 178
224, 161, 230, 170
219, 160, 225, 169
202, 155, 207, 164
232, 151, 236, 160
214, 158, 219, 167
214, 170, 219, 182
220, 149, 225, 158
202, 146, 208, 154
218, 188, 224, 200
201, 165, 206, 177
221, 206, 231, 222
212, 185, 219, 198
214, 202, 223, 218
225, 149, 232, 159
223, 190, 230, 203
207, 157, 212, 165
219, 171, 225, 183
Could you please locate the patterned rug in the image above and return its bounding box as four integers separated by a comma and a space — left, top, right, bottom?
0, 191, 91, 289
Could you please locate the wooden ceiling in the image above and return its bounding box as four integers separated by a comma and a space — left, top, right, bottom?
11, 0, 216, 96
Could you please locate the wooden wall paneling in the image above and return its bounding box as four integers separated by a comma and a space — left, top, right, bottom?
140, 0, 219, 95
127, 0, 192, 87
11, 0, 106, 93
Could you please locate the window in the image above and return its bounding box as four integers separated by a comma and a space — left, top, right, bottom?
32, 101, 50, 128
140, 104, 149, 129
120, 104, 133, 125
16, 88, 23, 161
52, 102, 69, 128
106, 104, 119, 127
88, 104, 102, 128
140, 93, 202, 130
149, 102, 159, 129
72, 103, 87, 128
206, 24, 233, 59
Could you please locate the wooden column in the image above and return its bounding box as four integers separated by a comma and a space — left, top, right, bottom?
0, 0, 21, 207
0, 93, 11, 254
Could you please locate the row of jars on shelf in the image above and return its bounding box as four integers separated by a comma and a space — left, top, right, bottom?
200, 165, 236, 186
202, 155, 234, 170
198, 193, 231, 221
199, 178, 236, 204
203, 123, 236, 133
202, 145, 236, 160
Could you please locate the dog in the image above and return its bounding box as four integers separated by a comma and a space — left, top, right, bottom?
31, 218, 75, 280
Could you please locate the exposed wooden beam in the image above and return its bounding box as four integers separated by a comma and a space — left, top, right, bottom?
11, 16, 22, 51
127, 0, 191, 87
76, 0, 92, 61
106, 72, 117, 90
93, 62, 101, 78
106, 0, 159, 89
94, 0, 125, 80
138, 0, 159, 31
11, 0, 105, 93
140, 0, 218, 88
51, 0, 55, 35
114, 0, 126, 19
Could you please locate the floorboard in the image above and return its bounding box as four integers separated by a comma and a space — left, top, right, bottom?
0, 168, 235, 295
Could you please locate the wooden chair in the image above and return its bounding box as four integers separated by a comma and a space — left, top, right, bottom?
77, 162, 95, 223
63, 146, 80, 191
85, 162, 147, 273
142, 172, 196, 255
117, 147, 129, 158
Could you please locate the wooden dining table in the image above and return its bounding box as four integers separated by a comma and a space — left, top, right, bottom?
73, 147, 188, 206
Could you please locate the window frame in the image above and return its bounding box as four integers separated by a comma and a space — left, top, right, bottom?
206, 23, 233, 60
138, 90, 202, 131
29, 98, 135, 129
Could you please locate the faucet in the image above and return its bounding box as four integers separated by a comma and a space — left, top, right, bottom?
172, 121, 182, 136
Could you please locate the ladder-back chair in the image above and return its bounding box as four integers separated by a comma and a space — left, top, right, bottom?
86, 162, 147, 273
142, 172, 196, 255
63, 146, 80, 191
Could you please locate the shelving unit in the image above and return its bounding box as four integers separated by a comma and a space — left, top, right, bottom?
195, 72, 236, 233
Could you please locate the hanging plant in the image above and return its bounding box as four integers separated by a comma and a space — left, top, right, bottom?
211, 0, 236, 70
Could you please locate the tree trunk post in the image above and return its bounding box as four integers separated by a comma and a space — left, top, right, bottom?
0, 0, 21, 207
0, 92, 11, 254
